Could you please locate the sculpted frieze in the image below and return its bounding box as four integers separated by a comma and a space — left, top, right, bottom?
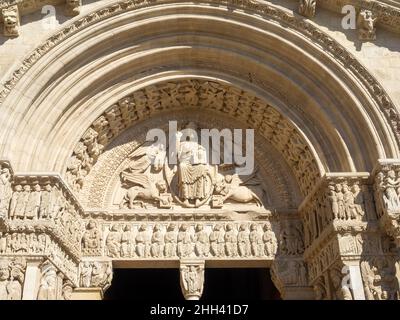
99, 221, 278, 260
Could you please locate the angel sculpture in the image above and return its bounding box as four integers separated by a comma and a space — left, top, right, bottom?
119, 143, 167, 209
214, 169, 264, 207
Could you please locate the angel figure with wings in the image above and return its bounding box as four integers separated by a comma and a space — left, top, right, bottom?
214, 167, 264, 207
119, 142, 167, 209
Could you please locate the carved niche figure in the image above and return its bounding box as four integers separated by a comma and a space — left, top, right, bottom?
80, 262, 92, 288
120, 224, 135, 258
0, 166, 11, 218
237, 224, 251, 257
382, 170, 400, 212
177, 224, 192, 258
9, 184, 21, 219
37, 262, 57, 300
263, 222, 277, 257
194, 224, 209, 257
151, 224, 164, 258
280, 222, 304, 255
209, 224, 225, 257
15, 185, 30, 220
342, 183, 363, 220
180, 264, 204, 300
135, 224, 150, 257
358, 10, 377, 41
224, 223, 237, 257
106, 225, 122, 258
327, 184, 339, 220
298, 0, 316, 18
7, 259, 24, 300
249, 223, 263, 257
2, 6, 20, 37
39, 184, 55, 219
25, 184, 41, 220
335, 184, 345, 219
81, 220, 102, 255
164, 223, 178, 257
175, 122, 211, 208
329, 268, 353, 300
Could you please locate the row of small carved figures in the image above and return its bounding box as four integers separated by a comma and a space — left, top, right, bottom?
83, 223, 278, 258
2, 184, 71, 221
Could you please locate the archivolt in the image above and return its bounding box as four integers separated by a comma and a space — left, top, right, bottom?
0, 0, 398, 199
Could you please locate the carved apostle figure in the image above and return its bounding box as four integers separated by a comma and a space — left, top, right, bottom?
237, 224, 251, 257
81, 220, 101, 253
194, 224, 209, 257
0, 166, 11, 217
177, 224, 192, 257
263, 222, 277, 257
327, 184, 339, 219
9, 185, 21, 219
176, 122, 210, 207
383, 170, 400, 211
121, 224, 135, 258
164, 223, 178, 257
249, 223, 263, 257
224, 223, 237, 257
39, 184, 55, 219
335, 184, 345, 219
209, 224, 225, 257
25, 184, 41, 220
15, 185, 30, 219
106, 225, 121, 258
2, 6, 19, 37
151, 224, 164, 258
37, 263, 57, 300
135, 224, 150, 257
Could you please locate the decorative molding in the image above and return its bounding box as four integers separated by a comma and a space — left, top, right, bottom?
0, 0, 398, 154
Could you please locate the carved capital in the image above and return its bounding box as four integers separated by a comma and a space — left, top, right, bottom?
1, 5, 19, 37
0, 256, 26, 300
78, 260, 113, 293
179, 260, 205, 300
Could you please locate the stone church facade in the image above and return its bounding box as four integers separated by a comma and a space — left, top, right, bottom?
0, 0, 400, 300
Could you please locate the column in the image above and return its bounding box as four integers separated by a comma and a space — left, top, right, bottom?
179, 259, 205, 300
22, 258, 42, 300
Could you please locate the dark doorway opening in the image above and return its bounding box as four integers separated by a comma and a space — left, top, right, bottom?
104, 268, 280, 300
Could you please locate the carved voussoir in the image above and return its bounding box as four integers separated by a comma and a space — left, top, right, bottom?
1, 5, 19, 37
